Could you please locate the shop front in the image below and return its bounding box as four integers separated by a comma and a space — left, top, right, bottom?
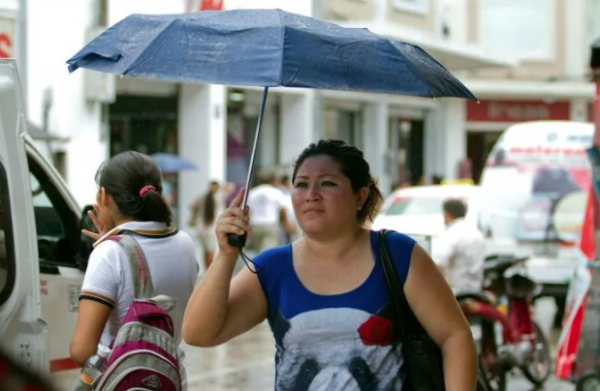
108, 92, 180, 222
388, 115, 426, 188
465, 99, 572, 183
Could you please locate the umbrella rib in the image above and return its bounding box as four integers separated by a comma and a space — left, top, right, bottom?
400, 43, 476, 100
383, 40, 435, 99
123, 18, 181, 76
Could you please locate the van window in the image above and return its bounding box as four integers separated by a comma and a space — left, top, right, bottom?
29, 171, 64, 262
0, 161, 16, 305
27, 155, 81, 273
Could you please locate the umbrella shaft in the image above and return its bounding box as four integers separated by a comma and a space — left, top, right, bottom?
241, 86, 269, 208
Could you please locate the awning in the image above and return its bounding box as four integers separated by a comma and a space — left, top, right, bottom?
464, 80, 596, 100
27, 122, 68, 142
333, 21, 517, 71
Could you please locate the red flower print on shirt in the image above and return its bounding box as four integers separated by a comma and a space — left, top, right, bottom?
358, 315, 394, 346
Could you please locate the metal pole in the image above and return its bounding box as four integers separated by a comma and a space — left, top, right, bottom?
17, 0, 27, 105
240, 86, 269, 209
227, 86, 269, 248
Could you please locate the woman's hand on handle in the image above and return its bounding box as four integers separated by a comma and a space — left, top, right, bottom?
215, 187, 251, 257
183, 188, 266, 348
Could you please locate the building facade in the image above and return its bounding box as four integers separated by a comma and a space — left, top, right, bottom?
3, 0, 597, 227
447, 0, 599, 181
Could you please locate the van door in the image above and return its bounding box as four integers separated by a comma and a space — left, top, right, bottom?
0, 60, 48, 375
24, 136, 89, 388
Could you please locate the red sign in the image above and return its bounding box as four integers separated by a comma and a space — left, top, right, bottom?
466, 100, 570, 123
186, 0, 224, 11
0, 17, 15, 59
0, 33, 12, 58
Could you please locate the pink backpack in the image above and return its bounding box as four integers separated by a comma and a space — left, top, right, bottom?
94, 234, 182, 391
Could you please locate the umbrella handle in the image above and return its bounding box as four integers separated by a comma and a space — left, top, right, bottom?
227, 232, 247, 248
227, 86, 269, 249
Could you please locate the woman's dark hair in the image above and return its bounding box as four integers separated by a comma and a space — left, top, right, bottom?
202, 181, 219, 226
292, 139, 384, 225
95, 151, 172, 226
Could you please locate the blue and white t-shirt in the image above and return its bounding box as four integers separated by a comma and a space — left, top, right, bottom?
253, 230, 416, 391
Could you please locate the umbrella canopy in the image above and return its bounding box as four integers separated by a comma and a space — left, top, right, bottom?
66, 9, 475, 100
151, 153, 197, 173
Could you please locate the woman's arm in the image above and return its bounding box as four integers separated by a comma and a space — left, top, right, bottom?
70, 300, 111, 365
182, 188, 268, 347
182, 252, 268, 347
70, 240, 120, 365
404, 245, 478, 391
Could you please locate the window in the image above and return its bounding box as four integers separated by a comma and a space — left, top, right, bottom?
323, 108, 362, 148
479, 0, 556, 61
0, 161, 15, 305
587, 0, 600, 46
29, 172, 64, 245
27, 155, 81, 272
384, 197, 445, 216
392, 0, 429, 15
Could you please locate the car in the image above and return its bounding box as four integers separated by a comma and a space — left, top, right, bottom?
371, 184, 484, 254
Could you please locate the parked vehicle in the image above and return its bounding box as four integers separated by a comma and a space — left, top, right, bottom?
457, 255, 552, 391
478, 120, 594, 327
0, 60, 113, 390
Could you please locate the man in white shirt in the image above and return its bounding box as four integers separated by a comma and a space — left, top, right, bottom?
247, 172, 294, 252
433, 198, 486, 294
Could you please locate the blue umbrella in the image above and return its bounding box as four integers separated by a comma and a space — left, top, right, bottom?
151, 153, 197, 173
67, 9, 477, 248
67, 9, 474, 99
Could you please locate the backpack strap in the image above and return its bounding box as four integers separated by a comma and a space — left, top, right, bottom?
107, 234, 155, 300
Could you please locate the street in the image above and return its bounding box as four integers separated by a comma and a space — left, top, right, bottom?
181, 296, 575, 391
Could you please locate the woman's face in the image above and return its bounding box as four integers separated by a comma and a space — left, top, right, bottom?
96, 187, 117, 231
292, 155, 367, 237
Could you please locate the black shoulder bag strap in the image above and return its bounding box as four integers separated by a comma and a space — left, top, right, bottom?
378, 229, 489, 391
378, 229, 445, 391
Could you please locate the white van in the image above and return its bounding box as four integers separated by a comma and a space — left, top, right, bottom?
478, 120, 593, 323
0, 60, 93, 389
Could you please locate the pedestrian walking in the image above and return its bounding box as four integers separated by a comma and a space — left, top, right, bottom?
432, 198, 486, 294
182, 139, 478, 391
246, 172, 294, 252
70, 151, 198, 391
189, 180, 235, 269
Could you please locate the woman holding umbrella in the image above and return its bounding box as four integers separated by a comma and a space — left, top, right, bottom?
182, 140, 478, 391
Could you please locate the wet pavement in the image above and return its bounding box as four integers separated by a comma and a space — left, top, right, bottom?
183, 297, 575, 391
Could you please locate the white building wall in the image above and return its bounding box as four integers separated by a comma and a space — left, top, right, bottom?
564, 0, 588, 80
279, 91, 317, 167
424, 104, 445, 179
441, 100, 466, 180
27, 0, 107, 207
109, 0, 185, 25
362, 101, 390, 195
440, 0, 468, 44
226, 0, 313, 16
178, 83, 227, 233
